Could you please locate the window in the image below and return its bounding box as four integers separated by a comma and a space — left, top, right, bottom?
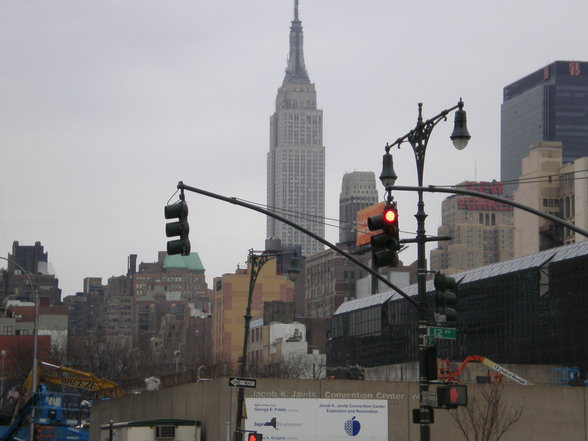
2, 326, 13, 335
155, 426, 175, 440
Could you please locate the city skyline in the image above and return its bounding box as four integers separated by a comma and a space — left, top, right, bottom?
1, 1, 587, 296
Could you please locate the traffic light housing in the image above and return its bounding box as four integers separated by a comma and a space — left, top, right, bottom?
434, 272, 457, 323
247, 433, 263, 441
368, 205, 400, 268
164, 199, 191, 255
437, 384, 467, 408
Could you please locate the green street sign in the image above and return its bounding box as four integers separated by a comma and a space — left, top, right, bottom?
428, 326, 457, 340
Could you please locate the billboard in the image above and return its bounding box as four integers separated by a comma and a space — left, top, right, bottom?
355, 202, 386, 247
245, 398, 388, 441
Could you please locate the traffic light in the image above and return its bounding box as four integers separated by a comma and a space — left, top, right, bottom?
164, 199, 191, 255
434, 272, 457, 323
368, 205, 400, 267
437, 384, 467, 408
247, 433, 263, 441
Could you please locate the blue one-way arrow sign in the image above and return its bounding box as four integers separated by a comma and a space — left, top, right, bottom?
229, 377, 257, 388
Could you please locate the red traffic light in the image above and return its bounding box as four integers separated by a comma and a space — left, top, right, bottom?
383, 208, 397, 224
247, 433, 263, 441
437, 384, 467, 407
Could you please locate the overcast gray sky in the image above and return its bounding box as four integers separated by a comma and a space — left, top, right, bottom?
1, 0, 587, 297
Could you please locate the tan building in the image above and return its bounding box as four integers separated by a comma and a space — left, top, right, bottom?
430, 181, 514, 274
211, 259, 294, 374
514, 141, 588, 257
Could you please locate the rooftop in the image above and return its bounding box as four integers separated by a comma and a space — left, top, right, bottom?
163, 253, 204, 272
334, 240, 588, 315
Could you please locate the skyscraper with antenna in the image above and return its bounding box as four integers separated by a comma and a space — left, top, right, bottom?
266, 0, 325, 257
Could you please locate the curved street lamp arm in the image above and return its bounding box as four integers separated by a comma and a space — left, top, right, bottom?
386, 102, 461, 151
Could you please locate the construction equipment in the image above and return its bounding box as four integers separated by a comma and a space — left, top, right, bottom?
1, 361, 122, 441
12, 361, 122, 422
37, 362, 123, 398
439, 355, 532, 386
0, 384, 90, 441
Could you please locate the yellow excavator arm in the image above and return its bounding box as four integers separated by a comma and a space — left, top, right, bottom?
38, 362, 123, 397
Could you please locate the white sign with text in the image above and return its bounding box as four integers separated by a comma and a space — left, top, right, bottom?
245, 398, 388, 441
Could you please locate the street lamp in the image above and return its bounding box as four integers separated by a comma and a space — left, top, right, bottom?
0, 256, 39, 441
380, 99, 470, 441
233, 247, 299, 441
0, 350, 5, 409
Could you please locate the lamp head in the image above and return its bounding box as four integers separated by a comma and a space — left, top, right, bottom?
379, 151, 397, 188
450, 99, 471, 150
286, 256, 300, 282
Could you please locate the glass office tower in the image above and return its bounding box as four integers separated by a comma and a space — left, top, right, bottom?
501, 61, 588, 194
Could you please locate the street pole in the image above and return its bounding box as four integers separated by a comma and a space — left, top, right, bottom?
0, 350, 5, 409
0, 257, 39, 441
381, 99, 471, 441
233, 249, 298, 441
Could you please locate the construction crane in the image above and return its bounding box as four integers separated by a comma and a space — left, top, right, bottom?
439, 355, 532, 386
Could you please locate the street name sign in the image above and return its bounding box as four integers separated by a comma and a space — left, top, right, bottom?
427, 326, 457, 340
229, 377, 257, 388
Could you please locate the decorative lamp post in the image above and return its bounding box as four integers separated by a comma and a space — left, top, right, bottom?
380, 99, 470, 441
233, 247, 299, 441
0, 350, 5, 409
0, 256, 39, 441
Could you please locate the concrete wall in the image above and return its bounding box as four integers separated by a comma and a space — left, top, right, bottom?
91, 377, 588, 441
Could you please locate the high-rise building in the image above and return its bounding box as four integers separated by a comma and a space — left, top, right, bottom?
339, 172, 379, 245
430, 181, 515, 274
501, 61, 588, 194
1, 241, 61, 304
267, 1, 325, 257
513, 141, 588, 257
7, 241, 48, 274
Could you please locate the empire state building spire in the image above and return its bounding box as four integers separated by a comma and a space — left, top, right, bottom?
283, 0, 310, 84
267, 0, 324, 258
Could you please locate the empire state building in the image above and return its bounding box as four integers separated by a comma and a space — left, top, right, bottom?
266, 0, 325, 257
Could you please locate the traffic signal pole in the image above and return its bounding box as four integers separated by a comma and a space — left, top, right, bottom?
381, 100, 471, 441
389, 184, 588, 239
175, 181, 418, 307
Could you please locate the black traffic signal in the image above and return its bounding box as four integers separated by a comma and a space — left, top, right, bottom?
434, 272, 457, 323
247, 433, 263, 441
437, 384, 467, 408
164, 198, 191, 256
368, 205, 400, 268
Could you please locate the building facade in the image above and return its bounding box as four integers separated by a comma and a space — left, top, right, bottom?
211, 259, 295, 374
304, 246, 370, 318
430, 181, 515, 274
329, 240, 588, 376
501, 60, 588, 194
266, 1, 325, 257
339, 172, 379, 245
249, 319, 326, 379
514, 141, 588, 257
1, 241, 62, 305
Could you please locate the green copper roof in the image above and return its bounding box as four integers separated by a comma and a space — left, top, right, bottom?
163, 253, 204, 271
